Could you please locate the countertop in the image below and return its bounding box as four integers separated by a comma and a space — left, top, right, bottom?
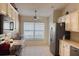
0, 40, 23, 47
10, 40, 23, 47
60, 39, 79, 49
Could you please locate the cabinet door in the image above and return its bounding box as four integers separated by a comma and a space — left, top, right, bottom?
0, 3, 7, 15
70, 12, 79, 32
59, 40, 64, 56
63, 42, 70, 56
65, 15, 71, 31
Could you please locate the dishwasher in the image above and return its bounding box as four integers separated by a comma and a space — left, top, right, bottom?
70, 46, 79, 56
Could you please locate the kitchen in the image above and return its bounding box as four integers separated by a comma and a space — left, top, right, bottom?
0, 3, 79, 56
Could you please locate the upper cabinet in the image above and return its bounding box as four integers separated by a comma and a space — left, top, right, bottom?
70, 11, 79, 32
65, 15, 71, 31
0, 3, 8, 15
64, 11, 79, 32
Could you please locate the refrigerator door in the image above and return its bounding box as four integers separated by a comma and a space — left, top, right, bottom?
50, 23, 65, 56
56, 23, 65, 39
50, 23, 56, 55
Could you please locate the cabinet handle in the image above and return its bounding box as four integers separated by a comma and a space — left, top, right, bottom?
74, 50, 78, 52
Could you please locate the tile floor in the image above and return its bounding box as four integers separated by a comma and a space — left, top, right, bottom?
20, 46, 53, 56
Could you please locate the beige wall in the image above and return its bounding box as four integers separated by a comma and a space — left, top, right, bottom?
62, 4, 79, 15
19, 15, 49, 46
62, 3, 79, 42
53, 9, 63, 23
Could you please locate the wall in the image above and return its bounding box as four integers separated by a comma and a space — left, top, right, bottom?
62, 3, 79, 42
19, 15, 49, 46
62, 3, 79, 15
53, 9, 63, 23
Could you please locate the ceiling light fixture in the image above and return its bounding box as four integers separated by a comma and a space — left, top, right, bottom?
33, 9, 38, 20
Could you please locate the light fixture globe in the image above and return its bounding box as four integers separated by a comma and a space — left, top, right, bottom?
33, 9, 38, 20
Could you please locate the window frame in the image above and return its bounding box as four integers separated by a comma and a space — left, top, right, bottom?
23, 22, 45, 40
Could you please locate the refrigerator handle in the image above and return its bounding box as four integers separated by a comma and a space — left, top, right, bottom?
50, 38, 52, 41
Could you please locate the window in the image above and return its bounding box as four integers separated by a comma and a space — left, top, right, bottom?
3, 21, 10, 30
24, 22, 45, 40
35, 23, 44, 39
24, 22, 34, 39
3, 21, 11, 33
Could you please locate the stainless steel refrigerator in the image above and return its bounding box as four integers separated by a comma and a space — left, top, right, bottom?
50, 22, 65, 56
50, 22, 70, 56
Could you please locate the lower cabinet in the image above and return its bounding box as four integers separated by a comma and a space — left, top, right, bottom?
59, 40, 64, 56
63, 42, 70, 56
59, 40, 70, 56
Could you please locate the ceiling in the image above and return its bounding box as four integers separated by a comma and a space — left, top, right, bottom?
15, 3, 68, 17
